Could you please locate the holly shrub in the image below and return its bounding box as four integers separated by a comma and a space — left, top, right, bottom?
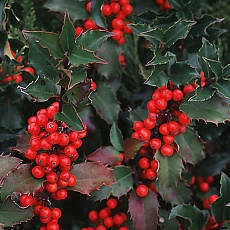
0, 0, 230, 229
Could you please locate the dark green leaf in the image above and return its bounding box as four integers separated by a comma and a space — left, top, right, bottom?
180, 94, 230, 124
188, 0, 204, 13
90, 82, 120, 124
221, 64, 230, 79
0, 30, 7, 57
86, 146, 121, 165
189, 87, 216, 101
169, 204, 209, 230
91, 0, 106, 29
164, 20, 196, 47
96, 39, 122, 79
54, 103, 83, 131
167, 0, 184, 10
155, 151, 184, 188
129, 23, 152, 35
144, 69, 168, 88
77, 30, 110, 52
211, 173, 230, 222
212, 79, 230, 99
124, 138, 145, 160
0, 128, 17, 144
142, 28, 165, 44
159, 209, 179, 230
111, 165, 133, 197
69, 45, 104, 67
44, 0, 89, 21
21, 75, 58, 101
0, 0, 6, 30
22, 31, 63, 59
110, 123, 124, 152
69, 161, 116, 195
129, 107, 148, 123
89, 185, 112, 201
129, 190, 159, 230
174, 127, 204, 164
60, 11, 75, 52
170, 62, 199, 86
23, 34, 59, 83
0, 198, 34, 227
203, 57, 223, 77
70, 67, 87, 86
65, 80, 91, 106
1, 164, 43, 201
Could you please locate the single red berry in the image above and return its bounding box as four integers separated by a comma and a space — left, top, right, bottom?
56, 188, 68, 200
20, 194, 33, 207
59, 155, 71, 168
116, 10, 127, 20
160, 144, 174, 157
46, 221, 60, 230
75, 26, 84, 37
39, 216, 51, 224
106, 197, 117, 209
138, 157, 150, 169
24, 66, 34, 75
46, 172, 58, 184
199, 181, 210, 192
32, 165, 45, 178
99, 207, 111, 220
123, 22, 132, 34
47, 154, 60, 168
25, 148, 37, 160
150, 159, 159, 171
179, 124, 187, 134
160, 89, 173, 101
152, 89, 161, 100
84, 19, 97, 30
168, 121, 179, 133
146, 168, 157, 180
67, 174, 77, 187
40, 138, 52, 150
28, 122, 40, 135
57, 179, 68, 188
150, 138, 162, 150
178, 112, 190, 125
64, 144, 78, 158
46, 105, 58, 120
45, 182, 58, 193
133, 121, 144, 131
163, 134, 174, 144
183, 84, 195, 95
113, 213, 125, 226
172, 89, 183, 101
144, 117, 156, 129
88, 210, 99, 222
13, 74, 23, 83
154, 98, 167, 110
34, 204, 42, 216
101, 4, 112, 16
121, 4, 133, 15
60, 170, 71, 182
112, 18, 125, 30
96, 225, 106, 230
59, 133, 70, 146
208, 194, 219, 205
91, 81, 97, 91
48, 132, 61, 145
202, 198, 210, 209
45, 121, 58, 133
120, 0, 129, 5
159, 123, 169, 135
51, 207, 62, 220
104, 216, 114, 228
86, 1, 92, 12
40, 206, 52, 219
136, 184, 148, 197
138, 128, 151, 141
36, 152, 49, 166
110, 2, 120, 13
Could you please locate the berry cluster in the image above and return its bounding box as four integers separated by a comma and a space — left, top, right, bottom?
189, 175, 215, 193
75, 0, 133, 45
132, 82, 194, 158
155, 0, 172, 11
83, 197, 129, 230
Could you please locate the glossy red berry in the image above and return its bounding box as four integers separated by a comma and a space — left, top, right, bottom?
112, 18, 125, 30
32, 165, 45, 178
163, 134, 174, 144
46, 221, 60, 230
199, 181, 210, 192
47, 154, 60, 168
99, 207, 111, 220
110, 2, 120, 13
36, 152, 49, 166
155, 98, 167, 110
144, 117, 156, 129
25, 148, 37, 160
40, 206, 52, 219
172, 89, 183, 101
121, 4, 133, 15
136, 184, 148, 197
45, 121, 58, 133
56, 188, 68, 200
28, 122, 40, 135
59, 133, 70, 146
64, 144, 78, 158
150, 138, 162, 150
101, 4, 112, 16
45, 182, 58, 193
20, 194, 33, 207
138, 157, 150, 169
183, 84, 195, 95
86, 1, 92, 12
113, 213, 125, 226
159, 123, 169, 135
106, 197, 117, 209
104, 216, 114, 228
84, 19, 97, 30
146, 168, 157, 180
46, 172, 58, 184
150, 159, 159, 171
138, 128, 151, 141
88, 210, 99, 222
161, 89, 173, 101
75, 26, 84, 37
51, 207, 62, 220
160, 144, 174, 157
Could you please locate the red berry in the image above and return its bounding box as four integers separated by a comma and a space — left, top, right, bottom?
138, 157, 150, 169
138, 128, 151, 141
25, 148, 37, 160
106, 197, 117, 209
111, 29, 123, 41
154, 98, 167, 110
136, 184, 148, 197
123, 22, 132, 34
101, 4, 112, 16
113, 213, 125, 226
46, 172, 58, 184
60, 170, 71, 182
84, 19, 97, 30
208, 194, 218, 205
116, 11, 127, 20
56, 188, 68, 200
160, 144, 174, 157
121, 4, 133, 15
199, 181, 210, 192
67, 174, 77, 186
183, 84, 195, 95
19, 194, 33, 207
47, 154, 60, 168
99, 207, 111, 220
36, 152, 49, 166
150, 138, 162, 150
159, 123, 169, 135
96, 225, 106, 230
34, 204, 42, 216
28, 122, 40, 135
32, 165, 45, 178
51, 207, 62, 220
64, 144, 78, 158
160, 89, 173, 101
45, 121, 58, 133
120, 0, 129, 5
111, 2, 120, 13
172, 89, 183, 101
45, 182, 58, 193
86, 1, 92, 12
146, 168, 157, 180
112, 18, 125, 30
88, 210, 99, 222
59, 133, 70, 146
24, 66, 34, 75
46, 105, 58, 120
163, 134, 174, 144
144, 117, 156, 129
167, 121, 179, 133
178, 112, 190, 125
40, 138, 52, 150
46, 221, 60, 230
133, 121, 144, 131
75, 26, 84, 37
40, 206, 52, 219
150, 159, 159, 171
104, 216, 114, 228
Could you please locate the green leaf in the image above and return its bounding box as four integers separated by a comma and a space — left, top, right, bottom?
180, 94, 230, 124
109, 123, 124, 152
54, 103, 83, 131
20, 75, 58, 102
90, 82, 120, 124
44, 0, 89, 21
23, 34, 59, 83
155, 151, 184, 188
69, 161, 116, 195
129, 107, 148, 123
169, 204, 209, 230
129, 190, 159, 230
0, 155, 21, 183
70, 67, 87, 86
0, 128, 17, 145
86, 146, 121, 165
144, 69, 168, 88
69, 45, 104, 67
60, 11, 75, 52
111, 165, 133, 197
129, 23, 152, 35
189, 87, 216, 101
65, 80, 91, 106
22, 31, 63, 59
164, 20, 196, 47
89, 185, 112, 201
124, 138, 145, 160
203, 57, 223, 77
211, 173, 230, 222
221, 64, 230, 79
212, 79, 230, 99
0, 0, 7, 30
159, 209, 179, 230
198, 37, 218, 78
91, 0, 106, 29
167, 0, 184, 10
0, 198, 34, 227
1, 164, 43, 201
174, 127, 204, 164
77, 30, 110, 52
170, 62, 199, 86
194, 154, 230, 177
96, 39, 122, 78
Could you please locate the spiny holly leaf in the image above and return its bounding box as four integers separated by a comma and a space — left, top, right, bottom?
0, 198, 34, 227
96, 39, 122, 79
203, 57, 223, 77
141, 27, 164, 45
70, 67, 87, 86
189, 87, 216, 101
111, 166, 133, 198
65, 80, 91, 106
174, 127, 204, 165
157, 181, 191, 206
124, 138, 145, 160
169, 204, 209, 230
22, 31, 63, 59
212, 79, 230, 99
0, 0, 7, 30
180, 94, 230, 124
77, 30, 110, 52
0, 155, 21, 184
129, 23, 152, 35
198, 37, 218, 78
86, 146, 121, 165
11, 131, 31, 153
164, 20, 196, 47
221, 63, 230, 79
54, 103, 83, 131
170, 62, 199, 86
44, 0, 89, 21
69, 161, 116, 195
167, 0, 184, 10
155, 151, 184, 188
60, 11, 75, 53
89, 185, 112, 201
1, 164, 43, 201
211, 173, 230, 222
90, 82, 120, 124
129, 107, 148, 123
69, 45, 104, 67
23, 34, 59, 83
109, 123, 124, 152
20, 75, 58, 102
91, 0, 106, 29
194, 154, 230, 177
159, 209, 179, 230
129, 190, 159, 230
